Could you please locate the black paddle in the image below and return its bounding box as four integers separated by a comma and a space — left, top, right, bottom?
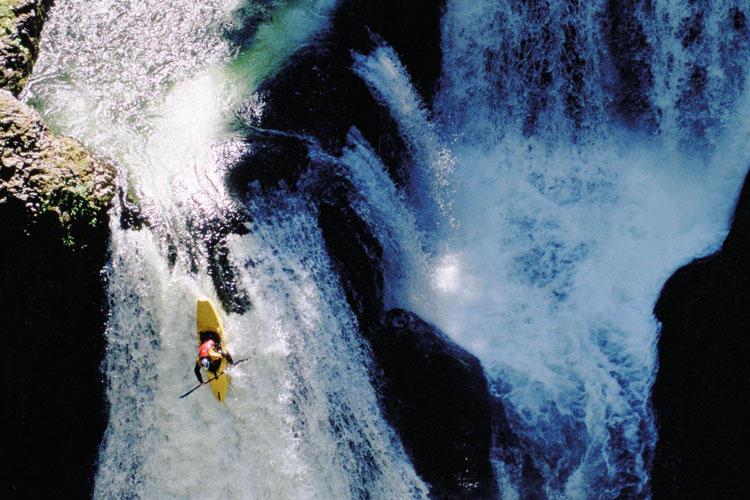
179, 358, 248, 399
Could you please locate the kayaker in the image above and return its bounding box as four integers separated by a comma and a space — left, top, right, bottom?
194, 337, 234, 385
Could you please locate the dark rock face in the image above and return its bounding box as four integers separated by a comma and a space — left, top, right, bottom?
1, 4, 115, 496
316, 176, 500, 498
333, 0, 445, 106
604, 0, 656, 130
0, 0, 53, 95
0, 196, 110, 500
375, 309, 499, 500
200, 213, 253, 315
316, 174, 384, 328
231, 0, 445, 192
319, 200, 384, 326
228, 131, 311, 193
652, 169, 750, 499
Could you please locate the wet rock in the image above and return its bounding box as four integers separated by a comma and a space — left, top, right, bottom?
652, 169, 750, 499
374, 309, 499, 500
316, 175, 501, 498
0, 193, 110, 500
0, 89, 116, 247
202, 214, 253, 315
117, 185, 147, 231
604, 0, 656, 130
229, 132, 311, 194
230, 0, 445, 191
317, 175, 384, 328
334, 0, 445, 105
0, 92, 115, 499
229, 2, 502, 496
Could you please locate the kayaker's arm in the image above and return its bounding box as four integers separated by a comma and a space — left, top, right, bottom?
208, 346, 232, 364
194, 359, 205, 384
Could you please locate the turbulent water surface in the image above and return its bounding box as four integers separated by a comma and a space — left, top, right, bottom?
26, 0, 750, 498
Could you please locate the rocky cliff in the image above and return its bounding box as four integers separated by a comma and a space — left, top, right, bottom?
1, 1, 116, 498
652, 169, 750, 499
0, 0, 52, 95
317, 178, 502, 498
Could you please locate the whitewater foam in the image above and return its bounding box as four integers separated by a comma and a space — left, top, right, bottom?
29, 1, 428, 498
349, 1, 750, 495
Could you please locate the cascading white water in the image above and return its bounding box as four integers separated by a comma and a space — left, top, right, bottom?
25, 0, 750, 498
27, 1, 428, 498
348, 0, 750, 498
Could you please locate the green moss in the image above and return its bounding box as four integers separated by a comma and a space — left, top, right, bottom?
0, 1, 22, 31
31, 139, 112, 248
126, 182, 138, 205
39, 178, 100, 248
1, 0, 41, 95
8, 76, 27, 95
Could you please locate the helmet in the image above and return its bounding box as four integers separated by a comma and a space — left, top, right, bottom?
201, 358, 211, 370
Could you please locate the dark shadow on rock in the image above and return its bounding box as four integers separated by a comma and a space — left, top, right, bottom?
117, 186, 147, 231
374, 309, 499, 500
228, 132, 311, 194
0, 197, 109, 499
333, 0, 445, 106
317, 176, 383, 328
227, 0, 445, 193
652, 168, 750, 499
202, 214, 253, 315
315, 174, 504, 498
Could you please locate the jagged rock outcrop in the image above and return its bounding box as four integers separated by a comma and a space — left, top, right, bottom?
230, 0, 445, 191
1, 89, 116, 237
316, 175, 501, 498
0, 0, 52, 95
375, 309, 499, 500
1, 2, 117, 498
652, 169, 750, 499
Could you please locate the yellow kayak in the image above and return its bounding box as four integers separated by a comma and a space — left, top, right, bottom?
196, 297, 230, 402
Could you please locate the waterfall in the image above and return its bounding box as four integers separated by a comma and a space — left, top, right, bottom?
27, 1, 426, 498
349, 0, 750, 498
26, 0, 750, 498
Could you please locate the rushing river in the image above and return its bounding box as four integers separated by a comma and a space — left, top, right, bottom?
26, 0, 750, 498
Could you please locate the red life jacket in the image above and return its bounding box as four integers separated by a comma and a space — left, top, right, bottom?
198, 339, 216, 358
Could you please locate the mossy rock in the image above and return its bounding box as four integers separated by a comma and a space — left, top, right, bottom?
0, 0, 51, 95
1, 89, 117, 248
